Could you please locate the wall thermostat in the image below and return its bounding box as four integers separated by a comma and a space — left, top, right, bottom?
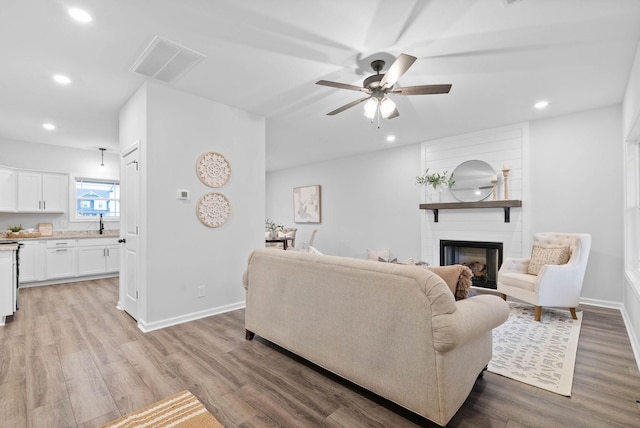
177, 189, 190, 200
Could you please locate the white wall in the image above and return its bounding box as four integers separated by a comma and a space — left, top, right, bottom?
121, 82, 265, 329
266, 143, 422, 262
530, 105, 623, 302
266, 105, 624, 305
0, 138, 120, 232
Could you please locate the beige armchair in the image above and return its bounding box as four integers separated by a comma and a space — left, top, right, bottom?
497, 232, 591, 321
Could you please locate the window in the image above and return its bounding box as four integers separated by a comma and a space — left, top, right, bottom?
75, 178, 120, 219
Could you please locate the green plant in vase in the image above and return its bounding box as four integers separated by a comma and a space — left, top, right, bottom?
8, 224, 23, 233
416, 169, 455, 202
265, 218, 283, 239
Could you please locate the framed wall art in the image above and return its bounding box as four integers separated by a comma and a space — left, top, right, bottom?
293, 185, 321, 223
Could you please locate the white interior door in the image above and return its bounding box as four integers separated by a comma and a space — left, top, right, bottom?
120, 144, 140, 320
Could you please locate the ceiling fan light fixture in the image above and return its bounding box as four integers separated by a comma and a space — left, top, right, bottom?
379, 97, 396, 118
68, 8, 92, 23
363, 98, 378, 119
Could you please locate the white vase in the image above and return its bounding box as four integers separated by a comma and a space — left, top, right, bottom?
428, 186, 442, 203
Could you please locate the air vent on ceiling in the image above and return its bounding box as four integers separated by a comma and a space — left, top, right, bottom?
129, 35, 205, 83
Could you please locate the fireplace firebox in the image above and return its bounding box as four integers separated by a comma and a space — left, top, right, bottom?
440, 240, 503, 289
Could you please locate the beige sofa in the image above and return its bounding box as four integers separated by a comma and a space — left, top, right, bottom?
242, 249, 509, 426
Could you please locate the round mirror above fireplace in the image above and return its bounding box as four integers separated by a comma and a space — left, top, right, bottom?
450, 160, 496, 202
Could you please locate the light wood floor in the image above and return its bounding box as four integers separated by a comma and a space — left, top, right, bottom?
1, 278, 639, 427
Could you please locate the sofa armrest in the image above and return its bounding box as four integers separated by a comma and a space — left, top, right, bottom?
432, 295, 509, 353
499, 257, 531, 274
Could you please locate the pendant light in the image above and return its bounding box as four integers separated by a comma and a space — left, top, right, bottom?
99, 148, 106, 167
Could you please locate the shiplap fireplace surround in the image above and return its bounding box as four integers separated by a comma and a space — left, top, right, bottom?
420, 123, 532, 271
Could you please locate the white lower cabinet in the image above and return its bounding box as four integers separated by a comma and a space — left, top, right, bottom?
45, 240, 77, 279
17, 237, 119, 285
19, 240, 46, 283
77, 238, 120, 276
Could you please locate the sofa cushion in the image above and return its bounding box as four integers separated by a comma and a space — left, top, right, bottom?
527, 244, 570, 275
425, 265, 473, 300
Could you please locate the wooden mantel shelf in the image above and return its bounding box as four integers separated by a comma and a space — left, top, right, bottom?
419, 200, 522, 223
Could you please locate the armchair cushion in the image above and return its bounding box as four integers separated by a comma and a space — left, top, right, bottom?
498, 272, 537, 292
527, 244, 570, 275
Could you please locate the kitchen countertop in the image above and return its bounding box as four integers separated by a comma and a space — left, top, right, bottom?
0, 230, 120, 242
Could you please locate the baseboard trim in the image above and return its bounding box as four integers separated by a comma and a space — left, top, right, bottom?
20, 273, 118, 288
580, 297, 640, 371
137, 301, 246, 333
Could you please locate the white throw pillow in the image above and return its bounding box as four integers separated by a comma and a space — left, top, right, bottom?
367, 249, 389, 262
277, 230, 295, 239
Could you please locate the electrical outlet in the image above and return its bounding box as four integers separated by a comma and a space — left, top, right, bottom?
197, 286, 205, 298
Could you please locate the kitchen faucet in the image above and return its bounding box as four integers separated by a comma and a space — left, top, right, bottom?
99, 213, 104, 235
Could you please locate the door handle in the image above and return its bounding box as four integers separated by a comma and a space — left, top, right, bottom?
118, 239, 126, 243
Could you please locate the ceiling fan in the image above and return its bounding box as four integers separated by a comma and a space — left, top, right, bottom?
316, 53, 451, 123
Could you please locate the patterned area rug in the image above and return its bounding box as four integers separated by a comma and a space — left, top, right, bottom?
102, 390, 224, 428
488, 302, 582, 396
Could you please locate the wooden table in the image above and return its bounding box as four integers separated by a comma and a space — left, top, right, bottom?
265, 238, 288, 250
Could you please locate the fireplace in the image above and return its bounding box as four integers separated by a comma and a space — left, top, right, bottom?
440, 240, 503, 289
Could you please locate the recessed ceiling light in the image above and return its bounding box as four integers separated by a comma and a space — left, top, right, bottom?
386, 135, 396, 142
534, 100, 549, 109
42, 123, 56, 131
53, 74, 71, 85
68, 8, 92, 23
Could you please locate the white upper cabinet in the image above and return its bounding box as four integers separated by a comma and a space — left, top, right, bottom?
17, 171, 68, 212
0, 167, 16, 212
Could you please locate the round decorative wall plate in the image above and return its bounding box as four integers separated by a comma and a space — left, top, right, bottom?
196, 152, 231, 188
197, 193, 231, 228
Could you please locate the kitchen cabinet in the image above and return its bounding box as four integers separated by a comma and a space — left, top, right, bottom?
45, 239, 77, 279
7, 237, 119, 286
0, 167, 16, 212
17, 171, 68, 212
19, 240, 46, 283
77, 238, 120, 276
0, 249, 17, 324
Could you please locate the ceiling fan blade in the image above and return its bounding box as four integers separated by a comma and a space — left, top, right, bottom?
316, 80, 368, 93
327, 97, 370, 116
379, 53, 417, 89
389, 84, 452, 95
387, 108, 400, 119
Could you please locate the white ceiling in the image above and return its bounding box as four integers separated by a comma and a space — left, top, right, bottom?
2, 0, 639, 171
